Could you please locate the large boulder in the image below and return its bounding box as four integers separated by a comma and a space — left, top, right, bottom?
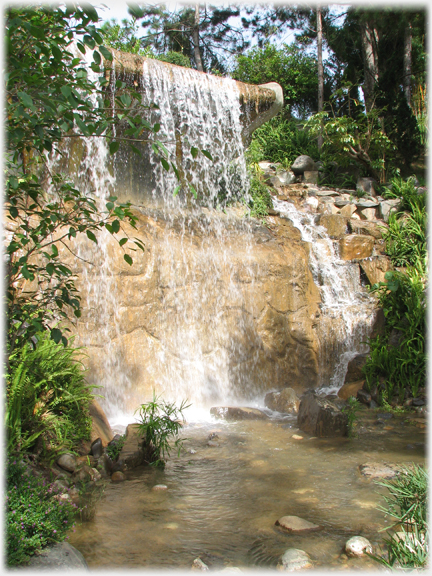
344, 353, 368, 383
337, 380, 364, 401
264, 388, 300, 413
380, 198, 401, 222
297, 391, 348, 437
349, 219, 386, 240
25, 542, 88, 570
319, 214, 348, 239
356, 177, 377, 197
89, 400, 113, 446
290, 155, 317, 174
339, 234, 374, 260
210, 406, 268, 421
360, 256, 393, 286
118, 423, 148, 469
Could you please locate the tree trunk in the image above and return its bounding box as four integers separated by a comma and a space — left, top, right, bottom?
360, 17, 379, 112
192, 4, 204, 72
317, 5, 324, 150
404, 21, 412, 106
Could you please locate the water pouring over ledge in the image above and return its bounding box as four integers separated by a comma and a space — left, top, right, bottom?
58, 49, 377, 425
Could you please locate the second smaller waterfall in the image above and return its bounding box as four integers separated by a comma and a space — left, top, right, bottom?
273, 198, 377, 392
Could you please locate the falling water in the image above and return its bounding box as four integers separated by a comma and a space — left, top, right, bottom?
273, 198, 376, 393
55, 50, 377, 423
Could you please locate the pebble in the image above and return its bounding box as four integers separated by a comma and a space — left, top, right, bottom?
345, 536, 373, 557
292, 434, 303, 440
57, 454, 77, 473
192, 558, 209, 571
207, 440, 220, 447
189, 449, 197, 454
276, 548, 312, 571
152, 484, 168, 491
111, 471, 125, 482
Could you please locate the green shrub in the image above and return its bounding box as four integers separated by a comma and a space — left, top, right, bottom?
371, 464, 428, 569
156, 51, 191, 68
6, 332, 94, 459
364, 267, 426, 401
106, 434, 125, 462
248, 170, 273, 219
342, 397, 361, 437
6, 458, 76, 566
246, 117, 318, 168
135, 393, 190, 466
381, 176, 427, 268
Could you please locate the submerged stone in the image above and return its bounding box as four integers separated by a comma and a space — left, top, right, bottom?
275, 516, 320, 532
358, 462, 399, 480
210, 407, 269, 421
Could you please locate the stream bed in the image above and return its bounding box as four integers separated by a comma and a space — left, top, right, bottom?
70, 407, 426, 570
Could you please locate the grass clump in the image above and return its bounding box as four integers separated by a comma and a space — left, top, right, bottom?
6, 332, 94, 460
6, 458, 76, 567
135, 393, 190, 466
363, 175, 427, 405
248, 171, 273, 219
372, 464, 428, 569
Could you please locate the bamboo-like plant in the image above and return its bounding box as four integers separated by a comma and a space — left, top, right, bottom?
135, 393, 190, 466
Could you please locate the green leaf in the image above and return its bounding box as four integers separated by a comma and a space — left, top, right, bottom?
52, 45, 62, 61
51, 328, 62, 344
82, 4, 99, 21
155, 140, 169, 157
9, 176, 19, 190
153, 123, 161, 133
120, 94, 131, 108
173, 185, 181, 197
161, 158, 170, 172
60, 86, 72, 98
109, 141, 120, 154
99, 45, 113, 61
191, 147, 199, 159
86, 230, 97, 243
111, 219, 120, 234
106, 201, 115, 211
83, 35, 96, 49
170, 163, 180, 181
201, 149, 213, 161
189, 184, 198, 199
119, 238, 128, 246
93, 50, 101, 65
124, 254, 133, 266
17, 91, 34, 109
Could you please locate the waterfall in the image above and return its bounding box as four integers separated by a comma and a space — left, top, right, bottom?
52, 49, 378, 424
272, 198, 376, 393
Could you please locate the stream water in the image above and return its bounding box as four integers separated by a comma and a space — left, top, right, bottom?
70, 409, 426, 570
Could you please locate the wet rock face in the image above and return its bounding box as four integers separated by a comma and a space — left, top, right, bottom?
297, 391, 348, 437
264, 388, 300, 414
67, 210, 323, 412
